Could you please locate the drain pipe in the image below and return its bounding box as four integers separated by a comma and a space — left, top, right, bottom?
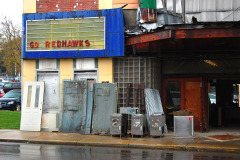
182, 0, 185, 23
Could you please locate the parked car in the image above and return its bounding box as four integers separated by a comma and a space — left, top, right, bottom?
0, 78, 8, 82
0, 89, 21, 111
14, 77, 21, 82
0, 82, 5, 88
0, 88, 5, 98
4, 77, 14, 82
3, 82, 21, 93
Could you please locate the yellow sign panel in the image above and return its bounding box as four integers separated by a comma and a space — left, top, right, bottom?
26, 17, 105, 51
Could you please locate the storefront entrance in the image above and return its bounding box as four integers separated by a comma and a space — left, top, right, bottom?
208, 78, 240, 130
163, 78, 203, 131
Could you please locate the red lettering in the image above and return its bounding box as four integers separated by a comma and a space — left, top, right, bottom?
62, 40, 67, 47
67, 40, 72, 47
85, 40, 90, 47
45, 41, 50, 48
57, 40, 61, 47
34, 41, 39, 48
44, 40, 90, 48
72, 40, 78, 47
79, 40, 83, 47
52, 41, 56, 47
30, 41, 34, 48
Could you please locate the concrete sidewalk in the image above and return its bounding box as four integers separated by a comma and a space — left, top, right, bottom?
0, 129, 240, 153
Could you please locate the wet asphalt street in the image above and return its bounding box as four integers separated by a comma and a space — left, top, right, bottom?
0, 142, 240, 160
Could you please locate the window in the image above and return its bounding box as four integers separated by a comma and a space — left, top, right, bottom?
4, 83, 12, 87
13, 83, 20, 87
165, 81, 181, 111
233, 84, 239, 106
27, 86, 32, 108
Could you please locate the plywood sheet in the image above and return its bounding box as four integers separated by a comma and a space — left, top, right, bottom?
184, 80, 202, 130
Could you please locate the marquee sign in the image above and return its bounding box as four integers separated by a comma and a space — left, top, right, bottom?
22, 8, 124, 58
26, 18, 105, 51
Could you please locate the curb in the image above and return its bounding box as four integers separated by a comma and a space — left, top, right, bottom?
128, 143, 240, 153
1, 139, 240, 153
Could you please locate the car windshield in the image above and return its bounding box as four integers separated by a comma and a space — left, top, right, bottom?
3, 91, 21, 98
4, 83, 12, 87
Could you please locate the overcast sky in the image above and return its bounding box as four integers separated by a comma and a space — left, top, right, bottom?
0, 0, 23, 27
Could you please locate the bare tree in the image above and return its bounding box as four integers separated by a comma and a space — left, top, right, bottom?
0, 16, 21, 77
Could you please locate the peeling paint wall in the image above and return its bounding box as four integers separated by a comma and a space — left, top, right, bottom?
23, 0, 36, 13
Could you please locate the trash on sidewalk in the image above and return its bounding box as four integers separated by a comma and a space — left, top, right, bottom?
174, 116, 194, 137
149, 113, 166, 137
145, 88, 168, 136
131, 114, 146, 137
110, 113, 128, 137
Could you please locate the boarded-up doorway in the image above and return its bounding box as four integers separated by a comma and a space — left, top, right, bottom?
163, 78, 203, 131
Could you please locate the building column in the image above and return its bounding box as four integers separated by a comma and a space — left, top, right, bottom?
59, 59, 73, 110
98, 58, 114, 83
99, 0, 112, 9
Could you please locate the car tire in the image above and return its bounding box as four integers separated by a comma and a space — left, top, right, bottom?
16, 104, 21, 111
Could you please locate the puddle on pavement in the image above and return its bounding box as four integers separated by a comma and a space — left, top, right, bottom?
208, 135, 240, 141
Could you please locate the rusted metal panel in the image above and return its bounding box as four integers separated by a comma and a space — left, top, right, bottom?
129, 28, 240, 53
126, 30, 172, 45
140, 8, 157, 23
175, 28, 240, 39
134, 83, 139, 108
60, 79, 87, 133
126, 83, 131, 107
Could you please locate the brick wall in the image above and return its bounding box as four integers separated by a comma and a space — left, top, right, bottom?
37, 0, 99, 13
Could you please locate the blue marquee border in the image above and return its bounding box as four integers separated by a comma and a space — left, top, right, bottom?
22, 8, 124, 59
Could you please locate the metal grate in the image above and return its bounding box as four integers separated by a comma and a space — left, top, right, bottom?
114, 57, 161, 112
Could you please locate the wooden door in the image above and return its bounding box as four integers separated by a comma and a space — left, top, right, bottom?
20, 82, 45, 131
184, 79, 202, 131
